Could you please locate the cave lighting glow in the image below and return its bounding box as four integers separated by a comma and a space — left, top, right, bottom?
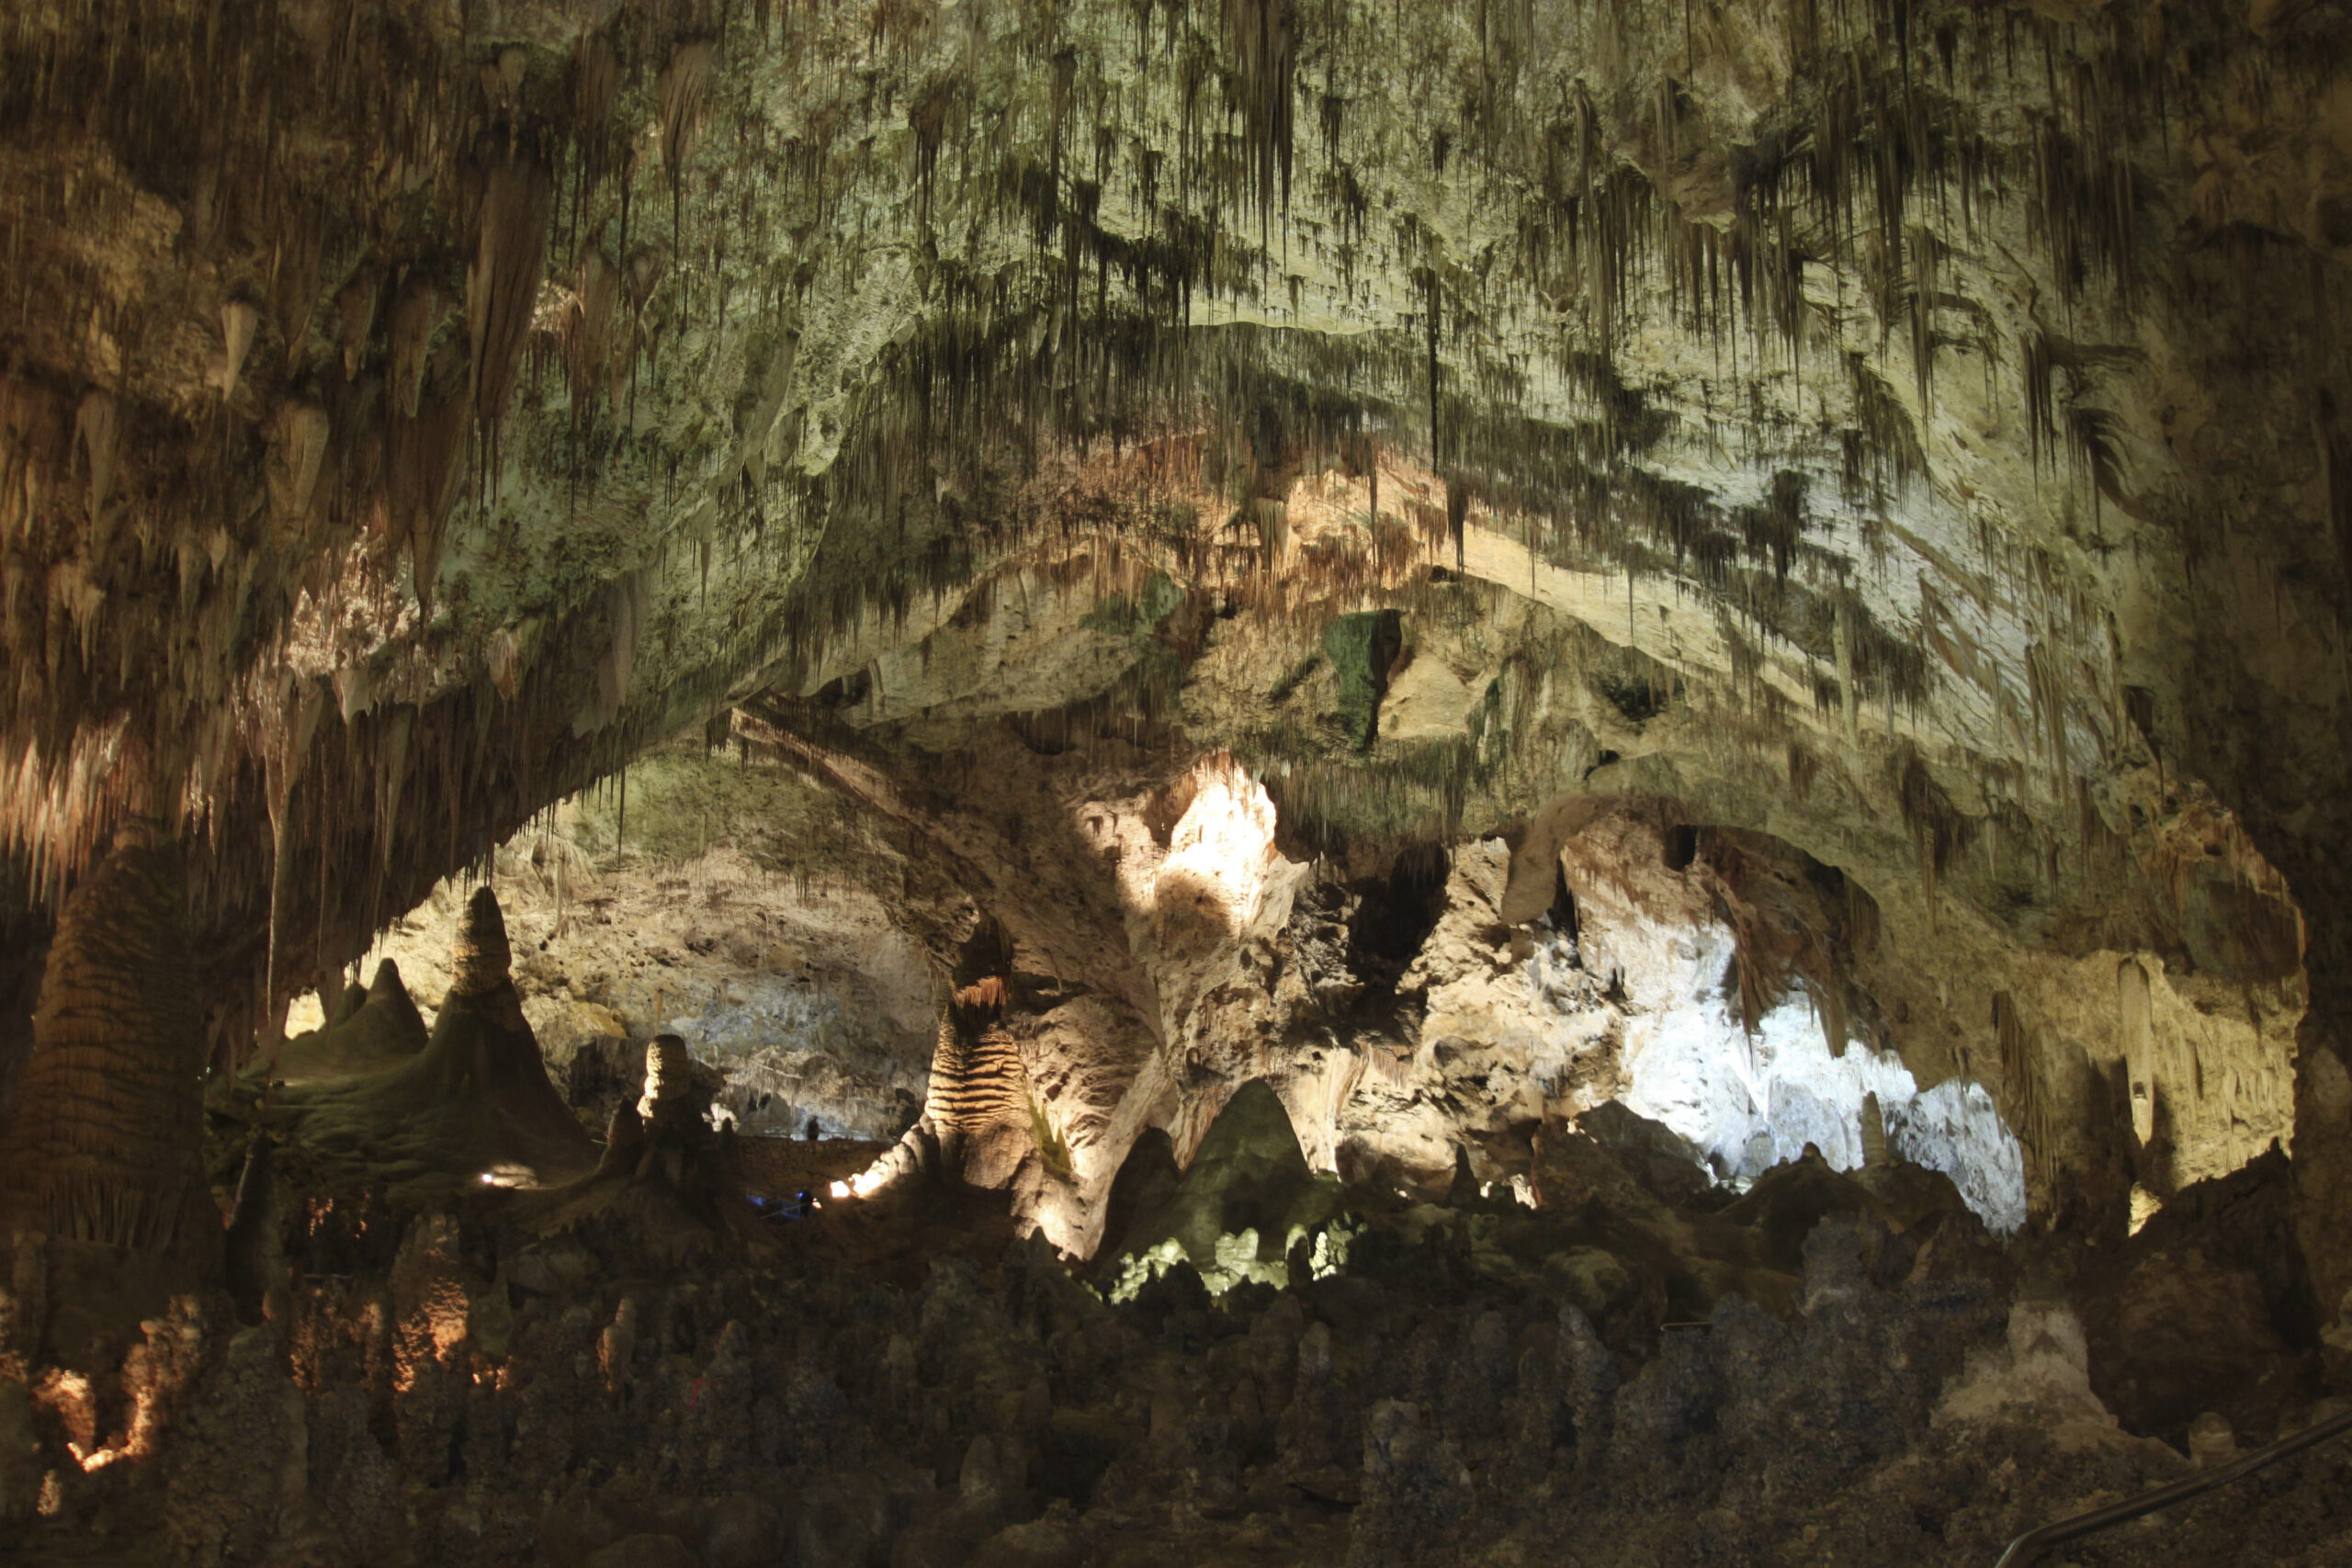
1619, 976, 2030, 1234
1154, 760, 1281, 935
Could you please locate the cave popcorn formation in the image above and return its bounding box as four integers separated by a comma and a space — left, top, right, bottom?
2, 2, 2350, 1564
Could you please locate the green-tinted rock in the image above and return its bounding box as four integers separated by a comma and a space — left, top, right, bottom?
1322, 610, 1403, 752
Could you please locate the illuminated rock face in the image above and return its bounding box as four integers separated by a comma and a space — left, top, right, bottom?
1099, 1077, 1346, 1298
332, 743, 939, 1140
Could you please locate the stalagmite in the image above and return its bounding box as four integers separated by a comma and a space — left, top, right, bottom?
909, 921, 1048, 1193
1860, 1091, 1891, 1170
0, 822, 205, 1250
269, 958, 426, 1085
639, 1032, 713, 1129
263, 887, 593, 1196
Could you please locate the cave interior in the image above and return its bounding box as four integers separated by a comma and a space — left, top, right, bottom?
4, 2, 2352, 1565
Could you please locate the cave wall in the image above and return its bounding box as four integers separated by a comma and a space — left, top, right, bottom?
315, 739, 941, 1139
1, 1, 2349, 1307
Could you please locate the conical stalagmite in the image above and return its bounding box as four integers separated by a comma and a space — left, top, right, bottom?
404, 886, 558, 1103
514, 1032, 775, 1263
0, 823, 205, 1251
267, 957, 428, 1086
268, 886, 594, 1192
639, 1032, 716, 1130
1860, 1091, 1892, 1170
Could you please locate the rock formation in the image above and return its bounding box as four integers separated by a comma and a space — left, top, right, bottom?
265, 886, 596, 1198
266, 959, 429, 1087
3, 0, 2352, 1562
1098, 1078, 1346, 1296
0, 823, 206, 1255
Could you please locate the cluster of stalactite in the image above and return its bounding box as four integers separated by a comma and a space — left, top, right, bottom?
0, 592, 685, 1074
0, 0, 2343, 1077
662, 0, 2313, 888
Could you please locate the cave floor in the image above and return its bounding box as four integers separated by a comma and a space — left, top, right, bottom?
8, 1144, 2350, 1568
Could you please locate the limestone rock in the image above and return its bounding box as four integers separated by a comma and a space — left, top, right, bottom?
1376, 652, 1479, 746
164, 1326, 308, 1567
1105, 1080, 1343, 1293
271, 960, 429, 1086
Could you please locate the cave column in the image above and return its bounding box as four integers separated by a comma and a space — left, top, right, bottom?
0, 820, 216, 1346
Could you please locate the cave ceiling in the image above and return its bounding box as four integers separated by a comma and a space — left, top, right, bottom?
1, 3, 2349, 1273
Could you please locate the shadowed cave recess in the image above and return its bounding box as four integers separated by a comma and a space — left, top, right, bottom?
4, 2, 2352, 1564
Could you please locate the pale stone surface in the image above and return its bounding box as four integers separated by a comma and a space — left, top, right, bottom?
1933, 1300, 2120, 1433
1377, 653, 1479, 746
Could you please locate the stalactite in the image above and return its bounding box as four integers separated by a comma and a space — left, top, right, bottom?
0, 0, 2314, 1121
334, 272, 380, 382
1221, 0, 1295, 234
1993, 989, 2057, 1190
1894, 743, 1976, 930
658, 39, 716, 250
73, 390, 118, 547
468, 140, 555, 488
265, 402, 332, 536
572, 31, 622, 202
386, 276, 445, 422
211, 299, 259, 400
2118, 956, 2155, 1147
255, 680, 326, 1070
390, 342, 471, 603
565, 248, 620, 411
